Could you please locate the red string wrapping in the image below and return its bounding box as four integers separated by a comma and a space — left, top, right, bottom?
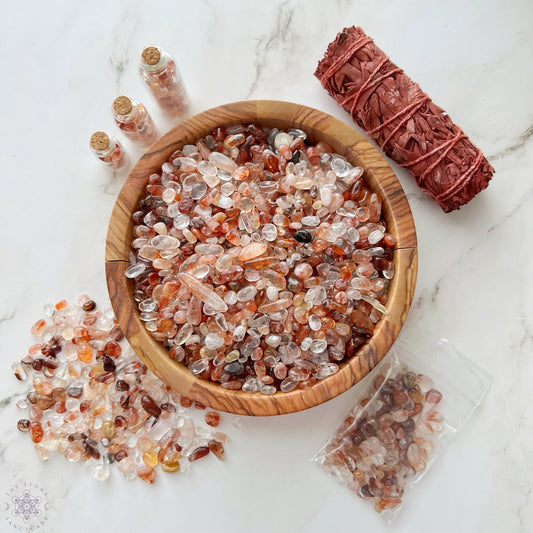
315, 26, 494, 212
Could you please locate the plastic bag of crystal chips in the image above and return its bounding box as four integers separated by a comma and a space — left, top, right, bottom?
312, 336, 491, 524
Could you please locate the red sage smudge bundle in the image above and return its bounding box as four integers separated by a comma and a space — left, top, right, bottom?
315, 26, 494, 213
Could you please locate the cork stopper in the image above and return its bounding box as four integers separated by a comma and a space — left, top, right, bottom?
113, 96, 133, 115
142, 46, 161, 66
90, 131, 110, 151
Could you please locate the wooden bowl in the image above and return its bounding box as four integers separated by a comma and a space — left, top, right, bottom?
106, 100, 417, 416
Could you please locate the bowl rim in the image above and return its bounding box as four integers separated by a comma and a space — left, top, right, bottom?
105, 99, 417, 416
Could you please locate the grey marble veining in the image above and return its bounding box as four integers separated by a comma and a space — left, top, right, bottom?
247, 1, 297, 98
108, 4, 140, 93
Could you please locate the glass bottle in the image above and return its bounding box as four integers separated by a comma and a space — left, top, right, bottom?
139, 45, 189, 119
89, 131, 126, 169
112, 96, 158, 149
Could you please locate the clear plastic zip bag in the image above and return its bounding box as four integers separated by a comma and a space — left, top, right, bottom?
312, 336, 492, 524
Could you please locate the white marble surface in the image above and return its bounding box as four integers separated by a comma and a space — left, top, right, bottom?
1, 0, 532, 531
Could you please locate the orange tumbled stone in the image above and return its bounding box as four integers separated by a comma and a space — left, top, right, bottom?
104, 340, 122, 358
77, 343, 93, 363
55, 299, 67, 310
161, 456, 181, 473
239, 242, 267, 261
137, 466, 157, 484
30, 319, 46, 337
180, 397, 193, 408
208, 439, 225, 460
188, 446, 210, 462
204, 411, 220, 427
29, 421, 44, 443
142, 451, 158, 468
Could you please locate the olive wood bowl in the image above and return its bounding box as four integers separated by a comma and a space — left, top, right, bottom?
105, 100, 417, 416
